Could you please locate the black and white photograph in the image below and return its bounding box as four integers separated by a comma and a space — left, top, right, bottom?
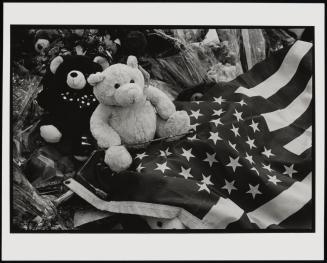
2, 2, 325, 261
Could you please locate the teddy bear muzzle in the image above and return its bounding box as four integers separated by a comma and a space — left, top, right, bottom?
114, 83, 144, 106
66, 70, 87, 90
34, 39, 50, 54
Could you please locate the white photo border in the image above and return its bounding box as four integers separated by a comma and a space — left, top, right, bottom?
2, 2, 325, 261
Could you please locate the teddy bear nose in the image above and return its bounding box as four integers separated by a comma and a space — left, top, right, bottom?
70, 72, 78, 78
37, 44, 43, 50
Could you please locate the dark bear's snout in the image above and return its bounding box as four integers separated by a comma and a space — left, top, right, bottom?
66, 70, 86, 90
70, 72, 78, 78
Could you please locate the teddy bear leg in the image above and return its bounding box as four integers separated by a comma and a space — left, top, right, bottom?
104, 145, 133, 173
40, 124, 62, 143
156, 111, 190, 140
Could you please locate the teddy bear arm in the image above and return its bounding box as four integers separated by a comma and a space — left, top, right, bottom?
90, 105, 121, 148
39, 114, 63, 143
145, 86, 176, 120
36, 86, 58, 112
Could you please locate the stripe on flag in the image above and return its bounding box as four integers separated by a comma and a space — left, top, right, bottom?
201, 197, 244, 228
235, 41, 312, 98
283, 126, 312, 155
262, 77, 312, 131
66, 178, 180, 219
247, 172, 312, 229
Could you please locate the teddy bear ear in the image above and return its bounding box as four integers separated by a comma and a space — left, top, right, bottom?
127, 55, 138, 68
88, 72, 105, 86
93, 56, 110, 70
50, 56, 64, 74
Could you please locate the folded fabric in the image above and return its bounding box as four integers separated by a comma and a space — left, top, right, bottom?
66, 40, 313, 230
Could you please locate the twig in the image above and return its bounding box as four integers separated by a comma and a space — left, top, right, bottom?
16, 119, 41, 136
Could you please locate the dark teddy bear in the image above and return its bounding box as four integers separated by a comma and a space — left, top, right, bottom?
37, 55, 107, 160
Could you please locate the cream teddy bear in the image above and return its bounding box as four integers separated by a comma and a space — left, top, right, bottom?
88, 56, 190, 172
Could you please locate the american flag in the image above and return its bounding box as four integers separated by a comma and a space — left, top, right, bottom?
66, 40, 313, 230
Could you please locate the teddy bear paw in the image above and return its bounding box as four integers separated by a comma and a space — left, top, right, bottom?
96, 134, 121, 149
97, 137, 112, 149
162, 111, 190, 140
157, 101, 176, 120
40, 125, 62, 143
104, 145, 132, 173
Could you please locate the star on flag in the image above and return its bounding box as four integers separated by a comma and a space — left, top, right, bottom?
222, 180, 237, 195
246, 136, 257, 149
251, 167, 260, 175
267, 175, 281, 185
246, 184, 262, 199
233, 109, 243, 121
212, 108, 225, 117
210, 118, 223, 127
189, 109, 203, 119
283, 164, 298, 178
228, 141, 238, 152
249, 119, 260, 133
160, 147, 172, 157
226, 156, 242, 172
236, 99, 247, 106
181, 148, 195, 161
135, 152, 148, 160
208, 131, 222, 144
136, 163, 145, 173
262, 163, 273, 172
230, 124, 240, 137
155, 161, 171, 173
203, 152, 218, 167
201, 174, 214, 186
262, 147, 275, 158
190, 123, 200, 131
213, 96, 226, 105
197, 183, 210, 194
245, 152, 255, 165
179, 166, 193, 179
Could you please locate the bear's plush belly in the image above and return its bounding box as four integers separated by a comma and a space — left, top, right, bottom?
109, 101, 157, 145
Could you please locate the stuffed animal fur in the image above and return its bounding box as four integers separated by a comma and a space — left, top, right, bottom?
37, 55, 107, 159
33, 29, 61, 55
88, 56, 190, 172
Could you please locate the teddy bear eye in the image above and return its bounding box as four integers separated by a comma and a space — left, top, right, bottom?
191, 92, 204, 101
130, 79, 135, 83
114, 83, 120, 89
